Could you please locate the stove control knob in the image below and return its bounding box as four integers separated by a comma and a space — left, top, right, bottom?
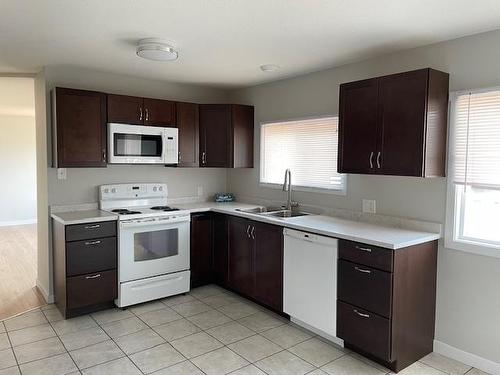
153, 186, 157, 192
104, 188, 109, 194
159, 186, 163, 191
111, 188, 116, 193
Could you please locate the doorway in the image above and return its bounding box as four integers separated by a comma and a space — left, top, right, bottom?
0, 77, 43, 320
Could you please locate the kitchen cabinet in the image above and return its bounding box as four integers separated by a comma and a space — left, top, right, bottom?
52, 87, 107, 168
190, 213, 213, 288
107, 94, 175, 127
227, 216, 283, 311
338, 68, 449, 177
52, 219, 118, 318
176, 102, 200, 167
199, 104, 254, 168
337, 239, 438, 372
212, 213, 229, 287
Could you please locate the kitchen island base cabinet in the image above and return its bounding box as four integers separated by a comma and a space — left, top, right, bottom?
337, 239, 438, 373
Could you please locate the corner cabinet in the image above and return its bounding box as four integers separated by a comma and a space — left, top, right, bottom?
199, 104, 254, 168
52, 87, 107, 168
338, 68, 449, 177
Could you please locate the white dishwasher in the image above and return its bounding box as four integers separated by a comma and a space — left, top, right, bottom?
283, 228, 341, 344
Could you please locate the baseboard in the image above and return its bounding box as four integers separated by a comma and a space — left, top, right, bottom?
434, 340, 500, 375
0, 219, 37, 227
36, 280, 54, 304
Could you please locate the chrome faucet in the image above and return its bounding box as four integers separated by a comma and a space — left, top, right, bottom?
282, 168, 295, 211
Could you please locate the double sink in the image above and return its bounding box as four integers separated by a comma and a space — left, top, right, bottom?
235, 206, 310, 219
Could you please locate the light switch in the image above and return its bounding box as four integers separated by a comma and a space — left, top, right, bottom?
362, 199, 376, 214
57, 168, 67, 180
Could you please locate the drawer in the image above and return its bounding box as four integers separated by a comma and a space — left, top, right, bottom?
338, 239, 393, 272
66, 270, 117, 309
337, 300, 391, 361
338, 259, 392, 317
65, 221, 116, 242
66, 237, 117, 277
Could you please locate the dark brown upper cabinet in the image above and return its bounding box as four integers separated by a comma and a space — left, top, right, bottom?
338, 68, 449, 177
199, 104, 254, 168
176, 102, 199, 167
52, 87, 107, 168
107, 94, 175, 127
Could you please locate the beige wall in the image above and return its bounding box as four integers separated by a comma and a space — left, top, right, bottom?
228, 29, 500, 366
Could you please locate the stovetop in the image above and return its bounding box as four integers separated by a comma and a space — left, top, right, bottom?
104, 205, 189, 221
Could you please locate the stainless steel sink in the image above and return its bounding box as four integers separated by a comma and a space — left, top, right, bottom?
261, 210, 310, 218
236, 206, 282, 214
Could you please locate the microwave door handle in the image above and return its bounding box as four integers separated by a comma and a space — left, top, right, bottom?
162, 131, 167, 163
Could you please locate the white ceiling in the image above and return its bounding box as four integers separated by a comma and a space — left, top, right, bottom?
1, 0, 500, 88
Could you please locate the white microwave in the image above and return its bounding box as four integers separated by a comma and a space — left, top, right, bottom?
108, 123, 178, 165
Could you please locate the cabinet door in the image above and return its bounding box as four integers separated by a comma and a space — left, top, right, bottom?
228, 216, 254, 296
254, 222, 283, 311
338, 78, 379, 174
144, 98, 176, 127
176, 102, 199, 167
107, 94, 144, 125
199, 104, 230, 167
231, 105, 254, 168
212, 213, 228, 287
190, 213, 213, 288
54, 88, 107, 167
378, 69, 428, 176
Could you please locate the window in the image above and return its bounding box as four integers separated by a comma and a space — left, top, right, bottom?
446, 88, 500, 258
260, 116, 345, 193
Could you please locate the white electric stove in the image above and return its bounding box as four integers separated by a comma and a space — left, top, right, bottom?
99, 183, 191, 307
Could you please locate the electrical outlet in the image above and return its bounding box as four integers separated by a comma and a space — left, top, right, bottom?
57, 168, 67, 180
362, 199, 376, 214
197, 185, 203, 197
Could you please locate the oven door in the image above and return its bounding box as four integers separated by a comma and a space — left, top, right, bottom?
119, 218, 190, 283
108, 123, 166, 164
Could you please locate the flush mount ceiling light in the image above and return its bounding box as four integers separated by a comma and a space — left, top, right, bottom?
136, 38, 178, 61
260, 64, 280, 72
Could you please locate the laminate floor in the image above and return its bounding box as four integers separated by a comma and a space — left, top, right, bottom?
0, 284, 488, 375
0, 224, 45, 321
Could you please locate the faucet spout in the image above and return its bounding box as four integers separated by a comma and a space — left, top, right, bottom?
283, 169, 292, 210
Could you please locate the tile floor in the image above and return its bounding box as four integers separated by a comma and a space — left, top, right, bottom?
0, 284, 489, 375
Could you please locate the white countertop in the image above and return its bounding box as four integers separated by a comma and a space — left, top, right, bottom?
50, 201, 440, 249
51, 210, 118, 225
173, 202, 441, 249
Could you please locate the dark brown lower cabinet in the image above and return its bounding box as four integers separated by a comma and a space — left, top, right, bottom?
52, 219, 118, 318
190, 213, 214, 288
227, 216, 283, 312
337, 239, 438, 372
212, 213, 229, 287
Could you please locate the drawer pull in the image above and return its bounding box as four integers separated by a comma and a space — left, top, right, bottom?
354, 266, 372, 274
355, 246, 372, 253
85, 274, 101, 279
354, 309, 370, 318
84, 224, 101, 229
84, 240, 102, 246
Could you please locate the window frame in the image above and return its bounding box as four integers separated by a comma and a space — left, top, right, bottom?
259, 115, 347, 196
445, 87, 500, 259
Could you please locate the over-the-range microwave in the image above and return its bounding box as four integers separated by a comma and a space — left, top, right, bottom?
108, 123, 178, 165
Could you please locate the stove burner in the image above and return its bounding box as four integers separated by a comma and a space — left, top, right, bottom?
111, 209, 142, 215
150, 206, 180, 212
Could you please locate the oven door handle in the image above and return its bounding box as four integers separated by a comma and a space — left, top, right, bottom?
120, 216, 190, 228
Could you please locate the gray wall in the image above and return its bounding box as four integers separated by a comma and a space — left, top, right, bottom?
228, 29, 500, 364
44, 65, 231, 206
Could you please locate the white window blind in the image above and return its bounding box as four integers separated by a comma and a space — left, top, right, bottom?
453, 90, 500, 187
260, 116, 345, 192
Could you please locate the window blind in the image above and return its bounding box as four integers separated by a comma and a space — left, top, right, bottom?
452, 90, 500, 188
260, 116, 344, 191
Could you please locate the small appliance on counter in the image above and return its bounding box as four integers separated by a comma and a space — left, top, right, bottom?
214, 193, 235, 202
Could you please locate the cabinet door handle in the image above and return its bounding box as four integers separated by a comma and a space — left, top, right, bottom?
251, 226, 255, 240
354, 309, 370, 318
376, 151, 381, 169
369, 151, 374, 169
145, 108, 149, 121
84, 224, 100, 229
201, 152, 206, 165
355, 266, 372, 274
84, 240, 101, 246
85, 274, 101, 280
355, 246, 372, 253
246, 225, 251, 238
102, 149, 106, 162
178, 152, 181, 162
139, 107, 143, 121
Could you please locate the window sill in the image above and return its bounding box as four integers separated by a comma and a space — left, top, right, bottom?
259, 182, 347, 196
444, 236, 500, 259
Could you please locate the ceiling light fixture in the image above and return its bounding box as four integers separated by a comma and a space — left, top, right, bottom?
260, 64, 280, 72
137, 38, 178, 62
